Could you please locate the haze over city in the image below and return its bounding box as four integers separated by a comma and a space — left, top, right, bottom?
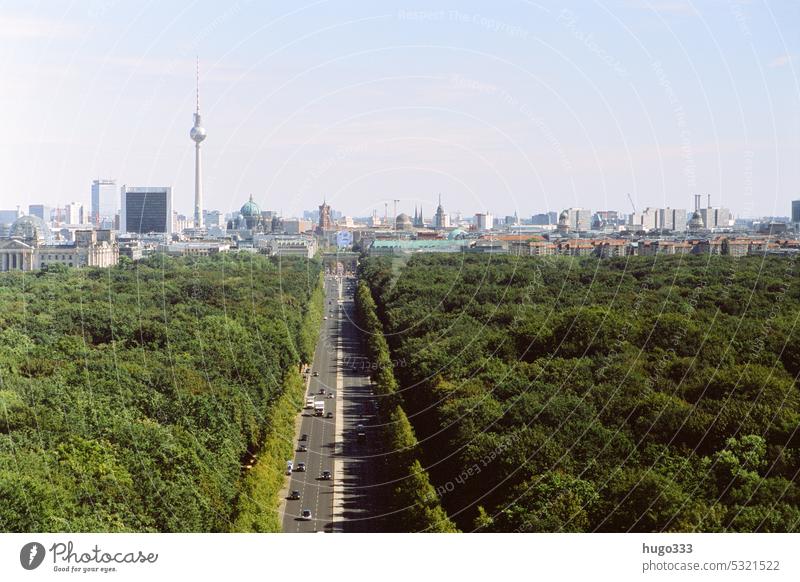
1, 0, 798, 218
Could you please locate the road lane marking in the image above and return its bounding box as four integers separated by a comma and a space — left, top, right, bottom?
332, 278, 346, 532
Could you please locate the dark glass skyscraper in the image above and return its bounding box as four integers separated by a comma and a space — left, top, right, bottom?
120, 186, 172, 234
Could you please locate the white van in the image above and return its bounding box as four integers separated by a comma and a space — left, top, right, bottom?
305, 397, 315, 409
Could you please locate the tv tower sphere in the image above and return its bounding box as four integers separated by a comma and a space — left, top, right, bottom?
190, 115, 206, 142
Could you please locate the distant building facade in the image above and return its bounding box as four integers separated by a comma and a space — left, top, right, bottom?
318, 201, 332, 233
434, 196, 450, 229
28, 204, 51, 223
0, 216, 118, 271
121, 186, 173, 235
531, 212, 558, 225
475, 212, 494, 231
91, 179, 118, 228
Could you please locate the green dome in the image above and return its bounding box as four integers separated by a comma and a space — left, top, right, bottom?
447, 228, 467, 240
240, 195, 261, 217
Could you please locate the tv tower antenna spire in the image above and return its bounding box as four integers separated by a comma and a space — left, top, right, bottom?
190, 56, 207, 229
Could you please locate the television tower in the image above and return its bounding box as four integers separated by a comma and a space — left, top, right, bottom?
190, 57, 207, 228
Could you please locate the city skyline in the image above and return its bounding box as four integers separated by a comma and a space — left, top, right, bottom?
0, 1, 798, 218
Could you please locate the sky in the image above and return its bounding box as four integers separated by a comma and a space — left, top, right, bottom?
0, 0, 798, 219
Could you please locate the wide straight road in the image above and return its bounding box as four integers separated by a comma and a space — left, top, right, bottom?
281, 273, 382, 532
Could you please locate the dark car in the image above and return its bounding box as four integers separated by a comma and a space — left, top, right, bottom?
299, 509, 312, 521
325, 411, 333, 419
318, 388, 325, 394
312, 371, 319, 377
320, 470, 332, 480
300, 433, 308, 442
297, 444, 308, 452
288, 490, 300, 500
296, 462, 306, 472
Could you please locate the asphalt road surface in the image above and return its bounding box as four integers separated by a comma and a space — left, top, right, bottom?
281, 274, 382, 532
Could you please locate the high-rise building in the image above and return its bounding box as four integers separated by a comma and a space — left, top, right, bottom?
0, 209, 19, 225
628, 207, 659, 231
91, 179, 118, 228
28, 204, 51, 223
475, 212, 494, 231
434, 195, 450, 229
120, 186, 173, 235
531, 212, 558, 225
190, 59, 207, 229
563, 208, 591, 231
792, 200, 800, 231
65, 202, 85, 224
204, 210, 223, 228
699, 207, 731, 229
658, 208, 687, 232
698, 195, 731, 229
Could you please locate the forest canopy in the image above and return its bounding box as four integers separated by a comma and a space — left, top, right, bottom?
360, 253, 800, 532
0, 253, 320, 532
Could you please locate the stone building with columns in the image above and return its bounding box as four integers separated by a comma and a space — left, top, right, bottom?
0, 215, 118, 272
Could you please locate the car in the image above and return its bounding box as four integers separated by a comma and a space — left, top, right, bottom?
320, 470, 332, 480
312, 371, 319, 377
325, 411, 333, 418
288, 490, 300, 500
300, 434, 308, 442
299, 509, 313, 521
327, 392, 334, 399
297, 444, 307, 452
286, 461, 293, 474
318, 388, 325, 395
323, 316, 328, 320
296, 462, 306, 472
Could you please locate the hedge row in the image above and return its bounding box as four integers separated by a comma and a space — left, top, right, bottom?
231, 272, 325, 531
355, 281, 458, 532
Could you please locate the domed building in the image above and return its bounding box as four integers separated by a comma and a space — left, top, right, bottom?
1, 215, 117, 272
447, 228, 468, 240
395, 213, 413, 231
557, 210, 571, 234
9, 215, 52, 245
239, 195, 261, 229
228, 195, 270, 233
688, 210, 705, 233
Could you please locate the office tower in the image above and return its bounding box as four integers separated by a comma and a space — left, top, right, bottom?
658, 208, 688, 232
531, 212, 558, 225
91, 179, 118, 227
120, 186, 173, 234
65, 202, 85, 224
564, 208, 591, 231
0, 209, 19, 225
699, 194, 731, 229
475, 212, 494, 231
190, 58, 207, 229
792, 200, 800, 230
204, 210, 223, 228
594, 211, 620, 227
28, 204, 51, 223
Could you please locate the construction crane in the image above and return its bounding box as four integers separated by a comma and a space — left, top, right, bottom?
626, 192, 636, 214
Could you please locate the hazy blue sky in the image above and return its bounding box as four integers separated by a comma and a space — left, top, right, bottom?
0, 0, 797, 218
